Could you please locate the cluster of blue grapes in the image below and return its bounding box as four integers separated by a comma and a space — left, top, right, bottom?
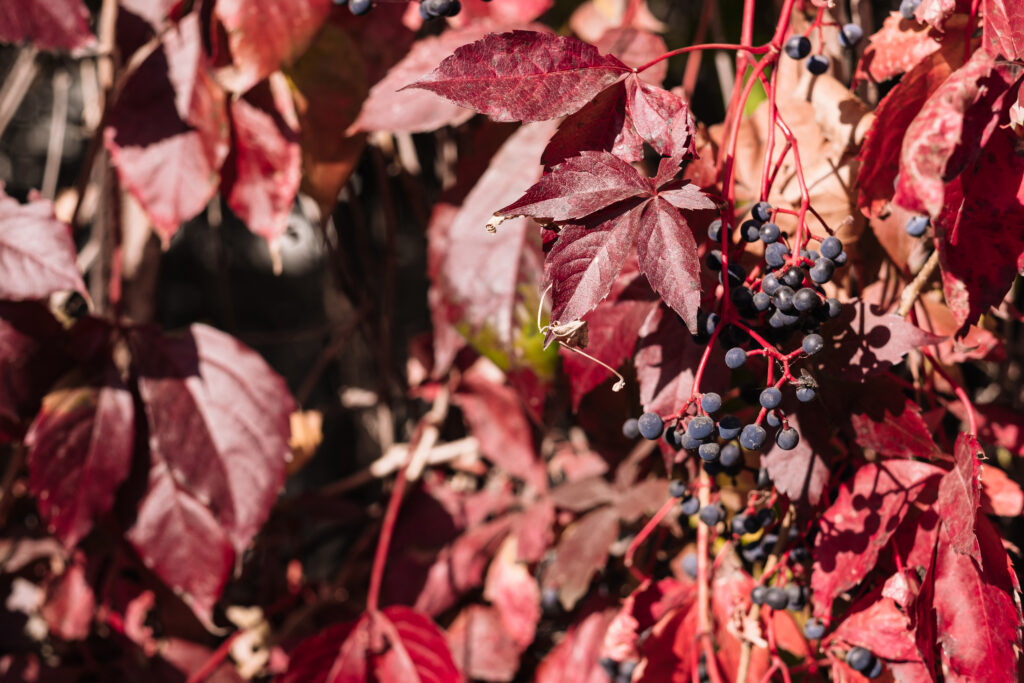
782, 22, 863, 75
335, 0, 468, 17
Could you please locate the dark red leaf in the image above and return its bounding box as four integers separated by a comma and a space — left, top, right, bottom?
498, 151, 650, 223
213, 0, 331, 92
636, 197, 703, 332
222, 75, 301, 260
126, 324, 294, 622
936, 433, 981, 559
980, 465, 1024, 517
0, 189, 85, 300
545, 506, 619, 610
375, 606, 463, 683
26, 365, 134, 549
483, 536, 540, 650
446, 605, 520, 682
541, 82, 644, 169
453, 360, 542, 489
40, 552, 94, 641
278, 620, 361, 683
614, 478, 669, 523
812, 461, 943, 617
0, 0, 94, 51
624, 77, 696, 161
761, 406, 832, 505
105, 15, 230, 243
933, 531, 1021, 680
406, 31, 630, 122
534, 606, 617, 683
854, 13, 942, 85
514, 500, 554, 564
850, 398, 943, 460
983, 0, 1024, 60
543, 205, 644, 327
605, 578, 695, 663
549, 477, 617, 512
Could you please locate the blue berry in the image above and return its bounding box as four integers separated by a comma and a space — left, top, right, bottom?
806, 54, 830, 75
681, 553, 698, 578
707, 218, 724, 241
782, 267, 803, 288
681, 434, 701, 451
622, 418, 640, 439
756, 508, 775, 528
706, 249, 723, 271
731, 514, 752, 536
742, 219, 762, 243
719, 442, 741, 467
751, 585, 768, 605
705, 312, 720, 336
756, 467, 772, 488
760, 387, 782, 409
769, 309, 800, 328
804, 618, 826, 640
796, 386, 816, 402
900, 0, 920, 20
725, 347, 747, 369
350, 0, 373, 13
833, 249, 848, 266
688, 415, 715, 440
825, 297, 842, 318
784, 35, 811, 59
765, 410, 782, 428
759, 222, 781, 244
740, 424, 767, 450
765, 587, 789, 609
906, 215, 929, 237
665, 427, 682, 449
794, 287, 819, 312
765, 243, 789, 268
638, 412, 664, 440
731, 285, 754, 310
761, 273, 781, 295
773, 286, 795, 311
742, 542, 766, 563
752, 201, 773, 222
867, 658, 884, 679
810, 257, 835, 284
839, 23, 863, 48
698, 442, 721, 461
846, 647, 875, 674
701, 392, 722, 414
699, 504, 723, 526
785, 583, 807, 609
820, 236, 842, 259
717, 415, 742, 440
776, 427, 800, 450
802, 333, 824, 355
724, 262, 747, 286
752, 291, 771, 311
669, 479, 687, 498
681, 495, 700, 515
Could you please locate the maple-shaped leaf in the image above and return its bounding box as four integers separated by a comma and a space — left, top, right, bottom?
446, 605, 520, 682
812, 460, 943, 617
0, 0, 94, 51
406, 31, 631, 122
213, 0, 331, 93
544, 506, 619, 610
221, 74, 301, 264
534, 605, 617, 683
816, 300, 943, 381
280, 606, 461, 683
105, 14, 230, 243
983, 0, 1024, 60
850, 397, 943, 460
126, 324, 294, 622
933, 528, 1021, 680
499, 151, 713, 331
0, 189, 85, 301
936, 433, 982, 559
285, 23, 369, 216
25, 363, 134, 549
854, 12, 942, 85
483, 536, 540, 650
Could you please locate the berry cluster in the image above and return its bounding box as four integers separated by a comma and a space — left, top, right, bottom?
336, 0, 469, 18
782, 21, 862, 76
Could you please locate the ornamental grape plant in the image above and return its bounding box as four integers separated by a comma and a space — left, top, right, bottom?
2, 0, 1024, 681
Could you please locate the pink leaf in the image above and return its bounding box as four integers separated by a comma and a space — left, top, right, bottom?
26, 365, 134, 548
535, 606, 617, 683
980, 465, 1024, 517
406, 31, 630, 122
514, 499, 554, 563
483, 537, 540, 650
126, 324, 294, 622
446, 0, 552, 28
761, 404, 833, 505
40, 552, 94, 641
375, 606, 464, 683
636, 197, 702, 332
550, 477, 617, 512
936, 433, 982, 559
983, 0, 1024, 60
545, 506, 619, 610
850, 398, 943, 460
828, 595, 921, 662
594, 27, 668, 85
0, 189, 85, 300
213, 0, 331, 92
625, 77, 696, 161
446, 605, 520, 682
812, 461, 943, 617
105, 15, 230, 243
499, 151, 649, 223
222, 75, 301, 259
0, 0, 94, 51
854, 13, 942, 85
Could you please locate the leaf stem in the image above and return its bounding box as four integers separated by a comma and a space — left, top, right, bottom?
634, 43, 771, 75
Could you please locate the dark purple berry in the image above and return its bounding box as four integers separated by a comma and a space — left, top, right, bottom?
350, 0, 373, 14
701, 392, 722, 414
846, 647, 875, 674
681, 553, 698, 578
742, 219, 762, 242
806, 54, 829, 75
681, 495, 700, 515
839, 23, 863, 47
796, 386, 816, 402
761, 273, 781, 295
759, 222, 781, 244
906, 215, 929, 237
622, 418, 640, 439
765, 242, 789, 268
804, 618, 826, 639
776, 427, 799, 450
765, 586, 788, 609
669, 479, 687, 498
751, 585, 768, 605
725, 347, 747, 369
802, 333, 824, 355
752, 291, 771, 311
720, 442, 741, 467
752, 201, 773, 222
698, 442, 721, 461
784, 35, 811, 59
794, 287, 819, 312
688, 415, 716, 440
740, 424, 767, 450
717, 415, 742, 440
760, 387, 782, 410
698, 504, 723, 526
782, 267, 804, 288
638, 412, 664, 440
707, 218, 724, 241
900, 0, 920, 19
820, 236, 842, 260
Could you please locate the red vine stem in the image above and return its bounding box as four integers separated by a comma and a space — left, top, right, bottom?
624, 498, 678, 582
635, 43, 771, 75
185, 631, 242, 683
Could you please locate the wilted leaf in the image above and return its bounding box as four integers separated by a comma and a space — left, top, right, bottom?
0, 189, 85, 301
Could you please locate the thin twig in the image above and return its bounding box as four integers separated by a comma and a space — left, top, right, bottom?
0, 46, 39, 142
897, 249, 940, 317
42, 70, 71, 200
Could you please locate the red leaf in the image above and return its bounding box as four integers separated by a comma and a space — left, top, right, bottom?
594, 27, 668, 85
0, 189, 85, 300
625, 78, 696, 161
446, 0, 552, 29
105, 15, 230, 243
812, 461, 943, 617
406, 31, 630, 122
535, 606, 617, 683
550, 477, 617, 512
353, 23, 515, 133
636, 197, 703, 332
499, 151, 650, 223
545, 506, 619, 610
543, 205, 644, 327
936, 125, 1024, 327
604, 578, 695, 663
453, 360, 542, 489
828, 595, 920, 662
541, 82, 644, 169
818, 300, 943, 380
213, 0, 331, 92
761, 407, 832, 505
126, 324, 294, 622
961, 402, 1024, 456
855, 13, 942, 85
222, 75, 301, 260
446, 605, 520, 682
0, 0, 94, 51
936, 433, 981, 559
980, 465, 1024, 517
933, 533, 1021, 680
635, 603, 699, 683
850, 398, 943, 460
40, 552, 94, 641
483, 537, 540, 650
26, 365, 134, 548
892, 49, 997, 217
983, 0, 1024, 60
375, 606, 464, 683
514, 500, 554, 564
915, 0, 962, 30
